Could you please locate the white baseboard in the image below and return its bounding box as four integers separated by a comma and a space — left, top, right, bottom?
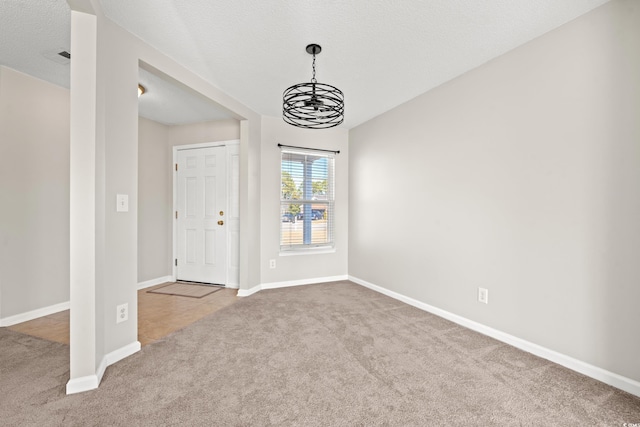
98, 341, 141, 382
65, 374, 99, 395
137, 275, 173, 290
348, 275, 640, 398
66, 341, 141, 395
237, 275, 349, 297
0, 301, 70, 327
237, 285, 261, 297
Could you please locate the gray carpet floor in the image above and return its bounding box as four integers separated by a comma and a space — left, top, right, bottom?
2, 281, 639, 426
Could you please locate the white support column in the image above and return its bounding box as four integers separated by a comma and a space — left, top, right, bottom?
67, 3, 100, 394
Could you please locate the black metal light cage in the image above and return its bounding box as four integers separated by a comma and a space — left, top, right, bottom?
282, 44, 344, 129
283, 82, 344, 129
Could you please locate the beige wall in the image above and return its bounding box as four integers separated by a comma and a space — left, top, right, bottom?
349, 0, 640, 382
260, 117, 348, 284
0, 66, 70, 319
138, 117, 171, 282
168, 119, 240, 147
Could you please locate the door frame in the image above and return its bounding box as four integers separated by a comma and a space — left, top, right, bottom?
172, 139, 240, 287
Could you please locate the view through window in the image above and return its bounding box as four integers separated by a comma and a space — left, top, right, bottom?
280, 149, 335, 250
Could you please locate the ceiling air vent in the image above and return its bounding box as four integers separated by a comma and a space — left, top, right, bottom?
42, 48, 70, 65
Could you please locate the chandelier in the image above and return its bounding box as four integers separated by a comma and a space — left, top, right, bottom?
283, 44, 344, 129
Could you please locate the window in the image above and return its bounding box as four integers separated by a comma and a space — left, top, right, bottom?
280, 148, 335, 251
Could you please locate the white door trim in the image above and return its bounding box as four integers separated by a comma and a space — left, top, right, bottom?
172, 140, 240, 285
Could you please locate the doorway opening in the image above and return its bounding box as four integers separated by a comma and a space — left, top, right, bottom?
136, 62, 243, 347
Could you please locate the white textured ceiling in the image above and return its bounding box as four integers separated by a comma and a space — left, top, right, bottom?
1, 0, 611, 128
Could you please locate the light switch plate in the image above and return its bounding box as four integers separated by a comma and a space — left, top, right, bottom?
116, 194, 128, 212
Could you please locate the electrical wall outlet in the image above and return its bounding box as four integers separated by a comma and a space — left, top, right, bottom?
478, 288, 489, 304
269, 259, 276, 269
117, 303, 128, 323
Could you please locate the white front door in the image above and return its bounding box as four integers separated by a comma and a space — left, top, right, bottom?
176, 146, 227, 284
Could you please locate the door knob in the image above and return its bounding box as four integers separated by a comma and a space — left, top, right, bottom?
218, 220, 224, 226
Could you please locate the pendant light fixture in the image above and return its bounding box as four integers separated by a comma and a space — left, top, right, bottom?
283, 44, 344, 129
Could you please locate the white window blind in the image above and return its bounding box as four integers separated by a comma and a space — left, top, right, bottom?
280, 148, 335, 250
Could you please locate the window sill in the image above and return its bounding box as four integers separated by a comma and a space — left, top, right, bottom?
279, 247, 336, 257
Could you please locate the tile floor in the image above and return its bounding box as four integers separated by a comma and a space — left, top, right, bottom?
7, 283, 239, 347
